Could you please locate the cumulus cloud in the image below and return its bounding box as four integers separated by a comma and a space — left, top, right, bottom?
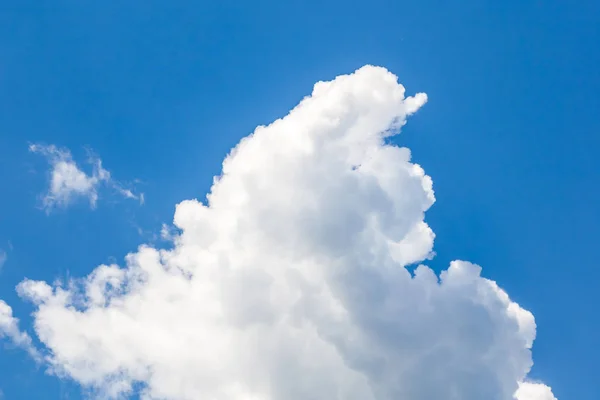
9, 66, 555, 399
0, 301, 40, 362
515, 382, 558, 400
29, 144, 143, 212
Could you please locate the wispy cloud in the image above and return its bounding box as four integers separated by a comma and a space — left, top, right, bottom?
0, 250, 6, 272
0, 301, 41, 362
29, 144, 143, 212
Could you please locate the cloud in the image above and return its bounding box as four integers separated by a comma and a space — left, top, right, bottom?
515, 382, 558, 400
0, 250, 6, 272
9, 66, 554, 399
29, 144, 143, 212
0, 301, 40, 362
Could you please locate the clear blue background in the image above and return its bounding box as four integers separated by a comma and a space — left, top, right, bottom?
1, 1, 598, 398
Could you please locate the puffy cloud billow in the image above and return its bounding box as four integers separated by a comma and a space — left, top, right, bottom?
6, 66, 555, 399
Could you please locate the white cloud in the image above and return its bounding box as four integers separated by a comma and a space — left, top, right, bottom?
8, 66, 555, 399
515, 382, 558, 400
0, 250, 6, 272
29, 144, 143, 212
0, 301, 40, 362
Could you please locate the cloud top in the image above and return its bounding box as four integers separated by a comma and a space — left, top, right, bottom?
5, 66, 555, 400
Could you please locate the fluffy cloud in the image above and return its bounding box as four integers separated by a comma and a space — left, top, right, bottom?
515, 382, 558, 400
29, 144, 142, 212
9, 66, 554, 399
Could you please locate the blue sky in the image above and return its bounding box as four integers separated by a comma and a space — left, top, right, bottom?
0, 1, 598, 399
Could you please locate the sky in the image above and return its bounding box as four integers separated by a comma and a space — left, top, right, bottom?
0, 1, 598, 399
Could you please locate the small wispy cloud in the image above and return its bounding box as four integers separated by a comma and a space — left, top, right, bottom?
0, 300, 41, 362
0, 250, 6, 272
29, 144, 143, 212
